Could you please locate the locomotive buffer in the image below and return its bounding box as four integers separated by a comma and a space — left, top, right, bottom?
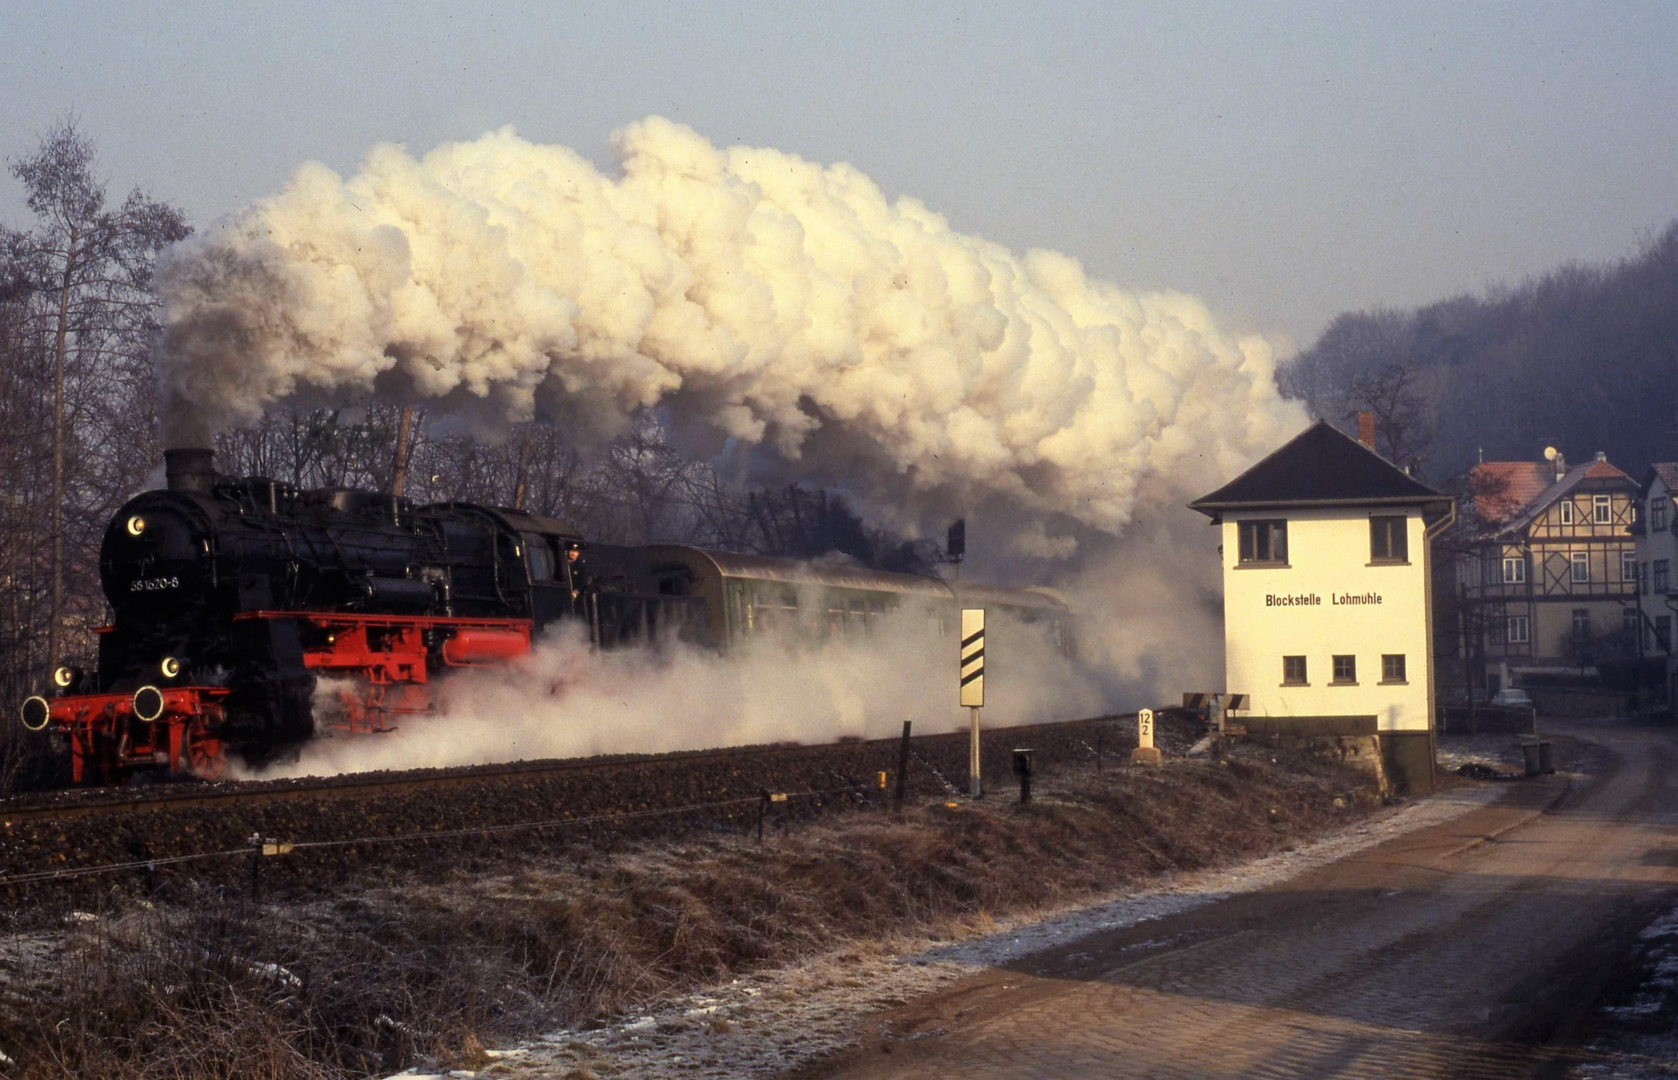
961, 608, 984, 797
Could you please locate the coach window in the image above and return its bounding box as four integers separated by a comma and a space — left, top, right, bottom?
1237, 519, 1288, 566
1369, 515, 1408, 563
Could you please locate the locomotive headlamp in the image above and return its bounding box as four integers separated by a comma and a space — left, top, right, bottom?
126, 515, 146, 536
52, 665, 75, 689
160, 657, 182, 679
132, 686, 166, 723
20, 696, 50, 732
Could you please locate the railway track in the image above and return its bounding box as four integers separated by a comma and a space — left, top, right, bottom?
0, 712, 1181, 908
0, 712, 1142, 825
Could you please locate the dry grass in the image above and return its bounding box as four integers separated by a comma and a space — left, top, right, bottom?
0, 747, 1375, 1078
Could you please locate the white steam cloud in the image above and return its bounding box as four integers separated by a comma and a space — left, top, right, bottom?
255, 612, 1099, 779
157, 118, 1305, 556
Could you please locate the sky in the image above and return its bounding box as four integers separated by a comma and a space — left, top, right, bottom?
3, 0, 1676, 354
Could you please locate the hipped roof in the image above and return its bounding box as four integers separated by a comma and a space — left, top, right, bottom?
1189, 420, 1449, 517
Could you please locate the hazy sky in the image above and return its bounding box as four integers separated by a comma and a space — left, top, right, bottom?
3, 0, 1675, 353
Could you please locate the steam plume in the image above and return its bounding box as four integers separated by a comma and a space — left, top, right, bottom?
157, 118, 1305, 555
256, 612, 1098, 778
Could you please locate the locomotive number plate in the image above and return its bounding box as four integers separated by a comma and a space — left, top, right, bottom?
130, 576, 181, 592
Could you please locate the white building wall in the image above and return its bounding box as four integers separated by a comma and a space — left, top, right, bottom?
1222, 508, 1433, 732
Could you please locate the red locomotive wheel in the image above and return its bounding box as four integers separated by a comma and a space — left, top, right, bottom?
186, 736, 227, 781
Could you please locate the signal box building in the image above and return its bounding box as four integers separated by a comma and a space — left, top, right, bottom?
1190, 420, 1455, 793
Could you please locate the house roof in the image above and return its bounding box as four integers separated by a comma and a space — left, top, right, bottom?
1640, 462, 1678, 500
1470, 462, 1553, 524
1478, 455, 1635, 537
1188, 420, 1449, 516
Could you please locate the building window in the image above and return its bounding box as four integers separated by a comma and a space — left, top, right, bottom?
1570, 552, 1590, 583
1560, 500, 1575, 526
1625, 608, 1642, 643
1655, 498, 1670, 532
1506, 615, 1530, 644
1502, 556, 1526, 584
1369, 515, 1408, 562
1623, 551, 1639, 586
1657, 560, 1671, 594
1237, 519, 1288, 565
1331, 654, 1357, 684
1381, 654, 1407, 684
1282, 655, 1307, 685
1593, 495, 1611, 524
1572, 609, 1591, 640
1659, 615, 1673, 652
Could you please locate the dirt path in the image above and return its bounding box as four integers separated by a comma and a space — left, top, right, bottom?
792, 728, 1678, 1079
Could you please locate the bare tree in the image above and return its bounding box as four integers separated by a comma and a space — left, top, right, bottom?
1345, 361, 1432, 473
4, 119, 188, 668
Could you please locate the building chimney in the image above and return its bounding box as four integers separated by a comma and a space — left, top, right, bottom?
1552, 449, 1567, 481
163, 448, 217, 494
1356, 411, 1376, 450
1595, 451, 1607, 462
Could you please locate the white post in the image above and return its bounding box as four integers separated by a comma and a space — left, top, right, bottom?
1131, 707, 1163, 766
969, 705, 982, 797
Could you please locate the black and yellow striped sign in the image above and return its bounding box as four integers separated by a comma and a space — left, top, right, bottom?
960, 608, 985, 707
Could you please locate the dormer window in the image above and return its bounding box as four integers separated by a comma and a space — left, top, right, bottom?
1237, 520, 1288, 565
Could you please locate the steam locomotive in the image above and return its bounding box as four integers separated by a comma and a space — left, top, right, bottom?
20, 449, 1070, 785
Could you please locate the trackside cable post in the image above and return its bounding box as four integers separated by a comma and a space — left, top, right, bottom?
248, 834, 262, 901
894, 721, 911, 814
1012, 748, 1034, 805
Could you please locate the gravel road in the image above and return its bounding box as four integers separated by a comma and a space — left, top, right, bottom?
794, 725, 1678, 1079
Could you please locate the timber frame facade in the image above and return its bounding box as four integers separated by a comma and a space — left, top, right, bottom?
1457, 452, 1639, 692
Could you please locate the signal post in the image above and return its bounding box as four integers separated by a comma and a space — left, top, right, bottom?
961, 608, 984, 797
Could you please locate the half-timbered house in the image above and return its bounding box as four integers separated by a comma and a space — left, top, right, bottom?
1459, 450, 1639, 694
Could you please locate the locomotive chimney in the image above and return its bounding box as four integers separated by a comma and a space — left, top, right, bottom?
163, 448, 217, 494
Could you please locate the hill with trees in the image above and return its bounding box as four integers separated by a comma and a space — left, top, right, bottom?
1279, 222, 1678, 481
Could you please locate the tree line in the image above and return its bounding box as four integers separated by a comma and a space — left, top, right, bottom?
1279, 222, 1678, 482
0, 121, 936, 755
